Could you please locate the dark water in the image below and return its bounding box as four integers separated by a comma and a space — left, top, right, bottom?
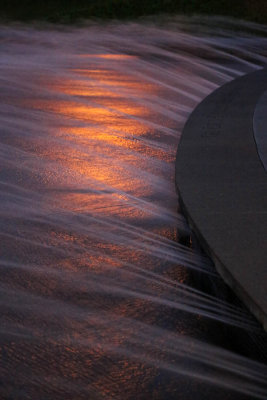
0, 16, 267, 400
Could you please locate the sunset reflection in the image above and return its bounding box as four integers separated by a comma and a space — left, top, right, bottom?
21, 57, 175, 216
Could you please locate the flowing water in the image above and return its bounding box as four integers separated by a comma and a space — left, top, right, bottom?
0, 16, 267, 400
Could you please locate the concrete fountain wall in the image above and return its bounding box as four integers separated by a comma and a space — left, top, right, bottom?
176, 68, 267, 331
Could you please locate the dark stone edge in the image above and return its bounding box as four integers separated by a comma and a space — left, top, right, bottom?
177, 191, 267, 331
175, 68, 267, 332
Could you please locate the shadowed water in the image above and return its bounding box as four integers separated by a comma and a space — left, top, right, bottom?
0, 16, 267, 400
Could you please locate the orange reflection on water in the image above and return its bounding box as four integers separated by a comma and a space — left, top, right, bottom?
73, 68, 155, 92
79, 54, 138, 60
22, 56, 169, 221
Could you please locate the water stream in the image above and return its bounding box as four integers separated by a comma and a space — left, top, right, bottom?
0, 16, 267, 399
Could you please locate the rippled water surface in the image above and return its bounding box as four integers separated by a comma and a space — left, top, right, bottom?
1, 16, 267, 400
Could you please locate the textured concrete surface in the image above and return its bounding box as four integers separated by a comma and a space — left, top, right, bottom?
176, 68, 267, 331
254, 89, 267, 172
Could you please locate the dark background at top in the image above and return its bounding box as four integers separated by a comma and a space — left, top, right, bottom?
0, 0, 266, 23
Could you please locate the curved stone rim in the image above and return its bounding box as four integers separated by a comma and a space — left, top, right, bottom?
176, 68, 267, 331
254, 89, 267, 172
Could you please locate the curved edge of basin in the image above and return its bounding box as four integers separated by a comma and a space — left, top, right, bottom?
176, 68, 267, 331
254, 89, 267, 172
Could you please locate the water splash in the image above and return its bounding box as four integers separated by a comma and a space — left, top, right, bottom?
0, 16, 267, 400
